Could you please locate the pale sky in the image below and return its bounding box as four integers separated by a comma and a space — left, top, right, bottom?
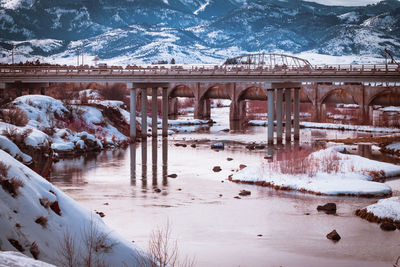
304, 0, 391, 6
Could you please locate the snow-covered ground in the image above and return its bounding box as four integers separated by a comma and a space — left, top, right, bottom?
365, 197, 400, 222
229, 146, 400, 197
0, 251, 56, 267
248, 120, 400, 133
0, 149, 146, 266
1, 94, 130, 158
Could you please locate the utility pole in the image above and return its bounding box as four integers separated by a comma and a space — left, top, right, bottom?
11, 44, 14, 65
76, 48, 80, 66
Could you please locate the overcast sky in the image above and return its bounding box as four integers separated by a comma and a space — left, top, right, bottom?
304, 0, 389, 6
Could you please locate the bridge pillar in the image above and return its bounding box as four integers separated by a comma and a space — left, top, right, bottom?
276, 89, 283, 143
162, 88, 168, 137
267, 89, 275, 145
127, 83, 136, 140
294, 88, 300, 140
194, 98, 211, 120
152, 88, 158, 138
285, 88, 292, 142
168, 97, 178, 117
0, 83, 7, 101
229, 100, 241, 121
204, 99, 211, 120
141, 88, 148, 139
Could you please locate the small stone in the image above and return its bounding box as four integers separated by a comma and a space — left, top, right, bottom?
255, 144, 265, 149
257, 234, 263, 237
103, 202, 109, 206
177, 188, 182, 191
326, 230, 341, 241
190, 144, 196, 148
238, 190, 251, 196
96, 211, 105, 218
227, 157, 233, 161
380, 222, 397, 231
219, 194, 223, 197
154, 188, 162, 193
264, 155, 273, 160
239, 164, 247, 170
168, 174, 178, 178
234, 196, 241, 199
317, 203, 337, 214
211, 142, 224, 150
221, 180, 224, 183
213, 166, 222, 172
305, 213, 310, 215
221, 128, 230, 132
245, 144, 255, 150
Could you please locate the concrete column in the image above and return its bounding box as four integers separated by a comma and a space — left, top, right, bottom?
162, 88, 168, 137
229, 100, 240, 122
204, 99, 211, 119
152, 87, 158, 138
321, 103, 326, 122
130, 142, 136, 185
285, 88, 291, 141
162, 137, 168, 186
168, 97, 178, 116
0, 83, 7, 101
267, 89, 275, 145
152, 138, 158, 186
239, 100, 246, 119
276, 89, 283, 143
141, 88, 147, 139
128, 83, 136, 140
194, 98, 204, 119
294, 88, 300, 140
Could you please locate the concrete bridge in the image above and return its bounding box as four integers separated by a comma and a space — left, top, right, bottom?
1, 53, 400, 144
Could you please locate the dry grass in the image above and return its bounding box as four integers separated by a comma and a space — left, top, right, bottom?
30, 242, 40, 260
57, 229, 80, 267
2, 127, 33, 145
1, 177, 24, 198
1, 108, 29, 126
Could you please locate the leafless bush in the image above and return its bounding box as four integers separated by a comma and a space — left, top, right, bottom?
394, 256, 400, 267
269, 148, 342, 177
30, 242, 40, 259
35, 216, 48, 228
0, 169, 24, 198
2, 127, 33, 144
134, 221, 196, 267
0, 162, 10, 178
82, 217, 117, 267
1, 108, 29, 126
57, 229, 80, 267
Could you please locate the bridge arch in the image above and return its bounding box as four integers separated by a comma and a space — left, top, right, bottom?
237, 86, 267, 101
223, 53, 313, 70
200, 83, 232, 101
320, 88, 358, 105
368, 89, 400, 106
168, 84, 195, 98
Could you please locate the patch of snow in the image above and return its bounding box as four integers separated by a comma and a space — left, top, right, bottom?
338, 11, 359, 23
378, 106, 400, 112
0, 251, 55, 267
230, 146, 397, 196
366, 197, 400, 222
0, 135, 32, 164
194, 0, 210, 15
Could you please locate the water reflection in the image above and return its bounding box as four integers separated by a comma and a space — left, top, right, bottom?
141, 140, 147, 188
162, 138, 168, 186
130, 142, 136, 185
152, 138, 157, 186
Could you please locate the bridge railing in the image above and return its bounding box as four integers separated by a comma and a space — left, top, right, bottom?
0, 64, 399, 75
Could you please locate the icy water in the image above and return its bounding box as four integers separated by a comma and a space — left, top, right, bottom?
50, 107, 400, 267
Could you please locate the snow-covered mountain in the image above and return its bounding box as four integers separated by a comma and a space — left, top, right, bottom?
0, 0, 400, 64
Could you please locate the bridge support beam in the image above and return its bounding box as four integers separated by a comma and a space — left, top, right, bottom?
141, 88, 147, 139
294, 88, 300, 140
267, 89, 275, 145
276, 89, 283, 143
127, 83, 136, 140
152, 88, 158, 138
285, 88, 292, 142
168, 97, 178, 117
195, 98, 211, 120
162, 88, 168, 137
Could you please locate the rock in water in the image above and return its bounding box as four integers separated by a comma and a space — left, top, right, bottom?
213, 166, 222, 172
317, 203, 337, 214
238, 190, 251, 196
326, 230, 341, 241
380, 222, 397, 231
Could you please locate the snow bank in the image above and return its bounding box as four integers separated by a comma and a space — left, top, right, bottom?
248, 120, 400, 133
0, 251, 55, 267
230, 147, 399, 196
366, 197, 400, 222
0, 149, 146, 266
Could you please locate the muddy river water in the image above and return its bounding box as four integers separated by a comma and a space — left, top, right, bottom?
49, 107, 400, 267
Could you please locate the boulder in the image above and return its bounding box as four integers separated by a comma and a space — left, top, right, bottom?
213, 166, 222, 172
239, 164, 247, 170
227, 157, 233, 161
326, 230, 341, 241
317, 203, 337, 214
380, 222, 397, 231
238, 190, 251, 196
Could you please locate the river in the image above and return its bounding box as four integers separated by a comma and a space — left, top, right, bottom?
49, 107, 400, 267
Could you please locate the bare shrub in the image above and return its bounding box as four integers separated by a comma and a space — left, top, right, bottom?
394, 256, 400, 267
99, 83, 127, 101
2, 127, 32, 144
30, 242, 40, 259
8, 238, 24, 252
0, 162, 10, 178
57, 229, 80, 267
39, 198, 51, 209
65, 118, 95, 134
2, 108, 29, 126
134, 221, 196, 267
82, 217, 117, 267
35, 216, 48, 228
